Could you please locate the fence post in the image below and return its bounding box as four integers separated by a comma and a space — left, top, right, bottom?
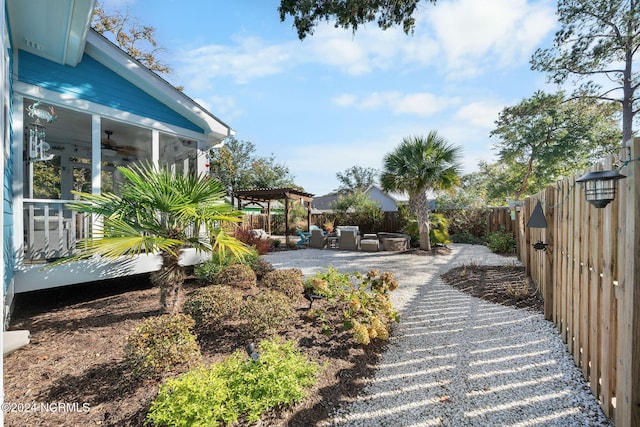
616, 137, 640, 427
543, 186, 555, 321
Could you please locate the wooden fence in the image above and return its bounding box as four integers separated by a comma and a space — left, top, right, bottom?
242, 212, 401, 235
515, 140, 640, 427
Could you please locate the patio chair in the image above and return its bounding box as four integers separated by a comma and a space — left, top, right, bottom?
309, 229, 327, 248
339, 229, 360, 251
296, 227, 311, 246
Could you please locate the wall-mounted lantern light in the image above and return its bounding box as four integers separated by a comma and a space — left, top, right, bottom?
576, 170, 626, 208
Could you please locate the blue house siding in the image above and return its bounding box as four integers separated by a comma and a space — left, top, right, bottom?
18, 50, 204, 133
3, 28, 13, 293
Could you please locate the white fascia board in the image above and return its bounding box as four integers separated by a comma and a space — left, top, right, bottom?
84, 30, 234, 142
63, 0, 96, 66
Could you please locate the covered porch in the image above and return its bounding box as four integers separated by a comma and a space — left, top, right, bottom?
18, 95, 210, 264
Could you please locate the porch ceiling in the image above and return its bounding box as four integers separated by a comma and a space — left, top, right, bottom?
7, 0, 96, 66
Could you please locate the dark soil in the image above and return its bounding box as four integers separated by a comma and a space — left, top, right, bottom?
4, 253, 540, 427
441, 264, 544, 313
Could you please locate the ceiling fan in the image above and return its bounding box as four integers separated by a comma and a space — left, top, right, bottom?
101, 130, 141, 157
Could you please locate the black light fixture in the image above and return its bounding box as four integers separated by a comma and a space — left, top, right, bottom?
576, 170, 626, 208
246, 343, 260, 362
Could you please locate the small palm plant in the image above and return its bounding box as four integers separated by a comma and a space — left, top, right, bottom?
66, 163, 248, 313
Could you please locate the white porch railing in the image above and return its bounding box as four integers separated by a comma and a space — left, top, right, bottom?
23, 199, 91, 262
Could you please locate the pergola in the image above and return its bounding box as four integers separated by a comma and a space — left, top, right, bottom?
234, 188, 314, 246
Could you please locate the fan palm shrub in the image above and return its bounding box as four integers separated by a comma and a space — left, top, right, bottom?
66, 162, 248, 313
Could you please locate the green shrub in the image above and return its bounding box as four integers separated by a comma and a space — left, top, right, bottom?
304, 267, 400, 345
429, 213, 452, 245
123, 314, 201, 379
486, 227, 516, 253
183, 285, 243, 331
194, 248, 259, 284
248, 256, 275, 280
146, 338, 319, 427
260, 268, 304, 299
239, 290, 296, 339
215, 264, 257, 290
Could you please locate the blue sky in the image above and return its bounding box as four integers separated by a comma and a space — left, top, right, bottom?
101, 0, 558, 196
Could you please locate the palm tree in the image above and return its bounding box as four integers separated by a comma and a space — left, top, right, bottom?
381, 132, 462, 251
66, 163, 248, 313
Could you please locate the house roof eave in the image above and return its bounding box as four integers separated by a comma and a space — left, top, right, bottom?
85, 30, 234, 143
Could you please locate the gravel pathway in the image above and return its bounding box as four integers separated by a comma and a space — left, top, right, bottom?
264, 244, 613, 427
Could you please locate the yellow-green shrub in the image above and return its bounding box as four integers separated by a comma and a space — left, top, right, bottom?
146, 339, 319, 426
304, 267, 400, 345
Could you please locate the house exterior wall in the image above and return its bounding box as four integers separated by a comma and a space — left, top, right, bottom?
3, 0, 15, 324
365, 185, 398, 212
18, 50, 203, 133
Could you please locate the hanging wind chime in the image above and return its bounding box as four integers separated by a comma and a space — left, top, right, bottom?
26, 100, 57, 162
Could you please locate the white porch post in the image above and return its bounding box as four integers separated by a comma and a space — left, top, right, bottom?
91, 115, 101, 195
152, 130, 159, 167
91, 115, 102, 234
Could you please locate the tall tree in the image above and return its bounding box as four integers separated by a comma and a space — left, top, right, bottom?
381, 132, 462, 251
92, 1, 171, 75
490, 91, 621, 200
208, 137, 296, 204
278, 0, 436, 40
335, 166, 379, 193
66, 163, 248, 314
531, 0, 640, 145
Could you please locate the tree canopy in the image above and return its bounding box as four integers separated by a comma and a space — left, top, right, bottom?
531, 0, 640, 144
208, 138, 297, 202
92, 1, 171, 75
278, 0, 436, 40
489, 90, 621, 201
335, 166, 379, 193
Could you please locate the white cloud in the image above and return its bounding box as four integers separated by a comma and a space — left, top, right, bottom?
332, 94, 358, 107
454, 101, 504, 129
177, 37, 294, 86
333, 91, 458, 116
426, 0, 556, 77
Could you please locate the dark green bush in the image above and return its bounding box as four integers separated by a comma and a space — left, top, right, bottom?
450, 232, 484, 244
486, 227, 516, 253
123, 314, 201, 379
216, 263, 257, 290
239, 290, 296, 339
183, 285, 243, 331
260, 268, 304, 299
146, 338, 319, 426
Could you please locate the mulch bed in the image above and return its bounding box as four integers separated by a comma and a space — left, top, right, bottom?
3, 274, 385, 427
441, 264, 544, 313
4, 250, 540, 426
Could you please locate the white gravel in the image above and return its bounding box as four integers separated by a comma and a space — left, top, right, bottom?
263, 244, 614, 427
